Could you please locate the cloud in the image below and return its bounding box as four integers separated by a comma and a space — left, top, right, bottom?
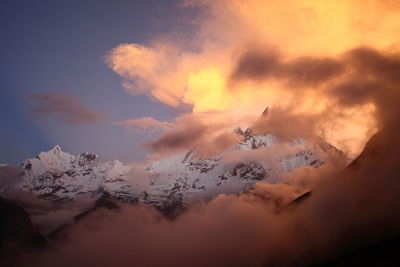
115, 117, 174, 134
230, 46, 400, 103
105, 0, 400, 158
0, 166, 23, 195
11, 3, 400, 265
227, 46, 400, 156
16, 127, 400, 266
229, 46, 345, 86
141, 113, 241, 156
30, 93, 104, 125
30, 40, 400, 265
106, 0, 400, 109
105, 43, 189, 107
142, 114, 209, 153
144, 126, 206, 153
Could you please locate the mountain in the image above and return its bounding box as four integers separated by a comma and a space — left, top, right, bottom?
0, 196, 45, 262
0, 111, 340, 232
18, 145, 132, 203
13, 132, 327, 208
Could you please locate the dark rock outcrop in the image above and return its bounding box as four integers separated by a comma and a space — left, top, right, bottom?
0, 196, 45, 262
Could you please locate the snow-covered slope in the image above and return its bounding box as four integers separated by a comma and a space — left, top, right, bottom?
19, 145, 132, 202
9, 123, 332, 212
0, 105, 341, 214
141, 127, 326, 207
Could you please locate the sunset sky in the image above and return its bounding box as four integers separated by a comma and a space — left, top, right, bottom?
2, 0, 399, 163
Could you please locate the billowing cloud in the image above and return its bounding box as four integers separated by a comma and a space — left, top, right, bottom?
143, 114, 207, 152
16, 125, 400, 266
142, 113, 240, 156
105, 0, 400, 158
30, 93, 104, 125
229, 46, 400, 155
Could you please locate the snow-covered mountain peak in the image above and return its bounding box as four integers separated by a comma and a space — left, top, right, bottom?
1, 106, 342, 217
261, 106, 269, 117
49, 144, 62, 154
17, 146, 131, 202
233, 127, 244, 136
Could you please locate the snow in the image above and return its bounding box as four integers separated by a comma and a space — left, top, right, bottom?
18, 145, 132, 201
142, 129, 325, 204
3, 125, 331, 208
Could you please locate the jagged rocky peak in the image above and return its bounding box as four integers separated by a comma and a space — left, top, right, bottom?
21, 145, 100, 171
231, 161, 267, 180
50, 144, 62, 153
233, 127, 255, 142
44, 145, 99, 163
76, 152, 100, 167
233, 126, 254, 141
233, 106, 269, 137
233, 127, 244, 136
261, 106, 269, 117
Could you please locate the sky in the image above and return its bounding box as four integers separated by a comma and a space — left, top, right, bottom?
2, 0, 400, 165
0, 0, 191, 164
3, 1, 400, 265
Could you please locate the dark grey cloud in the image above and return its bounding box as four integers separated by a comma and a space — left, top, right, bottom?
30, 93, 104, 125
142, 114, 239, 156
230, 48, 281, 81
230, 46, 344, 86
345, 47, 400, 83
142, 114, 208, 152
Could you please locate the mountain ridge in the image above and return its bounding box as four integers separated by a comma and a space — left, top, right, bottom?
0, 113, 341, 234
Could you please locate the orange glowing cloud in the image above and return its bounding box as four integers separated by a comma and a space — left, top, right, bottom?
106, 0, 400, 157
